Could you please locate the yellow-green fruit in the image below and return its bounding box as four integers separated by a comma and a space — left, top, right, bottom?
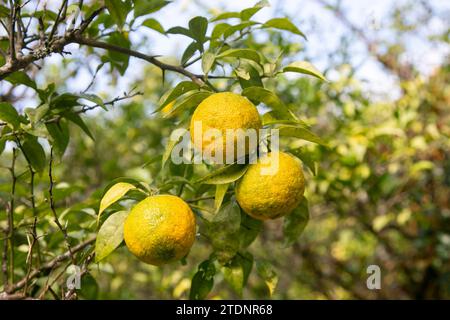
190, 92, 261, 161
123, 195, 196, 266
236, 152, 305, 220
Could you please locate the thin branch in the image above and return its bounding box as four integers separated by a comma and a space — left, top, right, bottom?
48, 0, 68, 43
6, 147, 17, 288
73, 36, 205, 86
7, 237, 95, 293
48, 148, 76, 266
44, 91, 143, 124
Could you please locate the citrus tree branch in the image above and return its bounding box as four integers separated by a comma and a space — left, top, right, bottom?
72, 35, 205, 86
6, 237, 95, 293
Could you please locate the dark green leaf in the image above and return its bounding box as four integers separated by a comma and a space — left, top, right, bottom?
0, 102, 20, 129
283, 196, 309, 247
189, 16, 208, 50
134, 0, 170, 18
63, 112, 94, 140
46, 120, 70, 157
105, 0, 131, 28
79, 93, 106, 110
79, 273, 99, 300
190, 260, 216, 300
166, 26, 192, 37
181, 42, 198, 65
263, 18, 306, 39
4, 71, 37, 90
22, 135, 46, 172
142, 18, 165, 34
106, 32, 131, 75
239, 212, 262, 248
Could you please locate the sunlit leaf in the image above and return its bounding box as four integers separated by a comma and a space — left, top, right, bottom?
196, 163, 248, 185
256, 260, 278, 296
95, 210, 129, 262
98, 182, 136, 218
283, 61, 327, 81
263, 17, 306, 39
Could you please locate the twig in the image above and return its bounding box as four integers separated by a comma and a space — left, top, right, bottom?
44, 91, 142, 124
73, 36, 205, 86
48, 148, 76, 266
6, 147, 17, 287
7, 237, 95, 293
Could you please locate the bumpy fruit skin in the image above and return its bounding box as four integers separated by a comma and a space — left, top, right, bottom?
123, 195, 196, 266
190, 92, 262, 161
236, 152, 305, 220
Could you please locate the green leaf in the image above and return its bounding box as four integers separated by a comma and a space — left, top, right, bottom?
25, 104, 49, 124
279, 125, 327, 146
211, 22, 231, 39
190, 260, 216, 300
79, 93, 106, 110
4, 71, 37, 90
46, 120, 70, 157
196, 163, 248, 185
181, 42, 198, 65
189, 16, 208, 50
98, 182, 136, 218
164, 91, 211, 118
256, 260, 278, 297
21, 135, 46, 172
106, 32, 131, 75
134, 0, 170, 18
202, 51, 216, 74
105, 0, 131, 28
222, 257, 244, 296
95, 210, 129, 262
210, 12, 240, 22
261, 111, 309, 127
282, 61, 327, 81
263, 18, 306, 39
162, 132, 183, 168
78, 273, 99, 299
0, 102, 20, 129
142, 18, 165, 34
157, 81, 200, 111
223, 21, 258, 39
214, 183, 229, 212
237, 62, 263, 89
208, 201, 241, 263
242, 86, 295, 120
290, 148, 317, 175
240, 0, 269, 21
166, 26, 192, 37
283, 196, 309, 247
63, 112, 95, 140
217, 48, 261, 64
239, 212, 262, 248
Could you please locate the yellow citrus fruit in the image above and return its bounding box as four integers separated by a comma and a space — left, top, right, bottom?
190, 92, 261, 161
124, 195, 196, 266
236, 152, 305, 220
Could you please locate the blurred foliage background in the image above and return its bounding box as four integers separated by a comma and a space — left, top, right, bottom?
1, 0, 449, 299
